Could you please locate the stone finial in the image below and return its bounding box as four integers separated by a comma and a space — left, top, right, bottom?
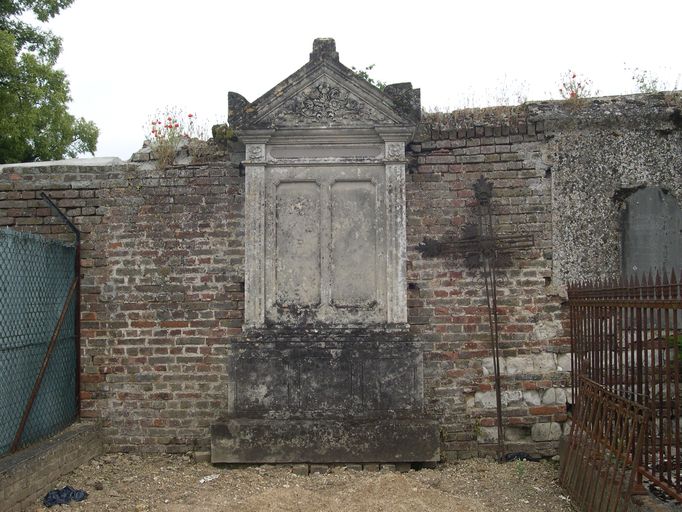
310, 38, 339, 62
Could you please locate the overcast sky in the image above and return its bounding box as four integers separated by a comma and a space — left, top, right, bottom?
45, 0, 681, 160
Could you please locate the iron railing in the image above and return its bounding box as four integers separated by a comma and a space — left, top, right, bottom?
560, 376, 651, 512
568, 270, 681, 502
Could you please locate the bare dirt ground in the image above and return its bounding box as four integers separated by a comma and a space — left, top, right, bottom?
33, 454, 575, 512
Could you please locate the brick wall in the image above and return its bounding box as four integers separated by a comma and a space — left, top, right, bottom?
1, 159, 245, 453
407, 111, 568, 459
1, 92, 680, 459
405, 93, 682, 459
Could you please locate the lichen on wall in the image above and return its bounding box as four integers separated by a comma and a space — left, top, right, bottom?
545, 94, 682, 283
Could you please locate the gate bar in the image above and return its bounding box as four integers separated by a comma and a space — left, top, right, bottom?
40, 192, 82, 412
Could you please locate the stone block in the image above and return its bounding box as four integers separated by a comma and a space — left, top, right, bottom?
503, 390, 523, 406
310, 464, 329, 474
557, 353, 572, 372
532, 320, 563, 341
396, 463, 412, 473
363, 464, 380, 472
475, 389, 523, 409
504, 427, 531, 442
291, 464, 309, 476
541, 388, 567, 405
344, 464, 363, 472
482, 356, 507, 374
531, 422, 562, 442
380, 464, 396, 472
505, 356, 534, 375
533, 353, 557, 372
474, 390, 496, 409
477, 426, 499, 443
523, 390, 541, 406
211, 418, 440, 463
562, 419, 572, 436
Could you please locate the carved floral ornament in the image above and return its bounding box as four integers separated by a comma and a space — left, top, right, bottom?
299, 83, 362, 120
246, 144, 265, 160
268, 81, 390, 126
386, 142, 404, 160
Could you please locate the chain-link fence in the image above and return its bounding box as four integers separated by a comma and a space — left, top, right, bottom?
0, 228, 78, 455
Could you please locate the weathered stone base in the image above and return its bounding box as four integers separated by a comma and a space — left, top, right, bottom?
211, 418, 440, 463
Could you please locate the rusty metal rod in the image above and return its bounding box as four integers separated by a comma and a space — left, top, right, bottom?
10, 276, 78, 453
41, 192, 81, 416
477, 197, 505, 461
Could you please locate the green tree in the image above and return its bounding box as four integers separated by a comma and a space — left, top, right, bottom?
0, 0, 98, 163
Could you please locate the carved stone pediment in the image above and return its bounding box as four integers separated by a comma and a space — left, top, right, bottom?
262, 78, 389, 127
228, 39, 420, 131
237, 39, 417, 329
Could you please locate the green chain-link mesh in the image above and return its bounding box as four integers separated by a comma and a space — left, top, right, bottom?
0, 228, 77, 454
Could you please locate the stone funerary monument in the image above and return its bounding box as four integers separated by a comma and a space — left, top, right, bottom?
211, 39, 440, 463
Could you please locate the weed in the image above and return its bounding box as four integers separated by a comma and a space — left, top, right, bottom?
515, 459, 526, 478
626, 65, 680, 94
351, 64, 387, 91
559, 70, 597, 100
144, 107, 208, 170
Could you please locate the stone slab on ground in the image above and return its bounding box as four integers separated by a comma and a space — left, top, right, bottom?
211, 418, 440, 463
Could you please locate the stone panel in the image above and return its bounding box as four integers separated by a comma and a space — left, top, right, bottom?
274, 181, 321, 307
363, 358, 418, 410
299, 354, 353, 411
225, 335, 425, 419
263, 165, 388, 326
330, 180, 377, 307
234, 357, 289, 413
621, 186, 682, 277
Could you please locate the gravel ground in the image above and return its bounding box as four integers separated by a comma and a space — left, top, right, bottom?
33, 454, 575, 512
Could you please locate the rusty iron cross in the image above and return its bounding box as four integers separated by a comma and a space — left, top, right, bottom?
418, 176, 534, 266
417, 175, 534, 461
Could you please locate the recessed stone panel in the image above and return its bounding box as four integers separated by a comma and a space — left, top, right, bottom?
621, 187, 682, 277
275, 181, 321, 308
363, 358, 417, 410
234, 357, 289, 412
331, 181, 377, 307
299, 354, 353, 410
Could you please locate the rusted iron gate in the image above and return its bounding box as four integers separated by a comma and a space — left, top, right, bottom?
560, 376, 651, 512
568, 271, 682, 502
